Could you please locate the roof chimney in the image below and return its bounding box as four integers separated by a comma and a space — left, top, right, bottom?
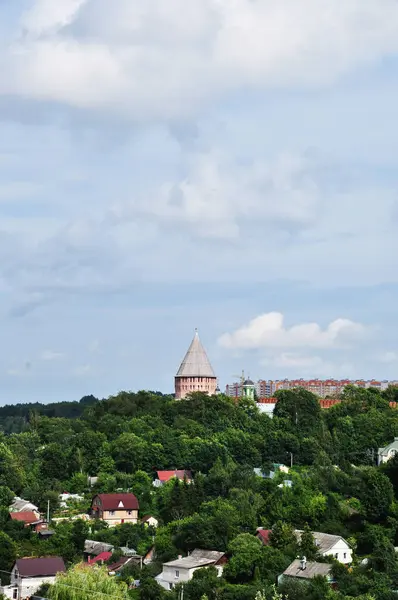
300, 556, 307, 570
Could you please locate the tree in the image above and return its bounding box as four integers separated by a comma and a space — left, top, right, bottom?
225, 534, 263, 582
269, 521, 297, 552
0, 532, 17, 584
298, 524, 319, 560
360, 468, 393, 522
273, 388, 321, 435
0, 486, 14, 508
48, 564, 127, 600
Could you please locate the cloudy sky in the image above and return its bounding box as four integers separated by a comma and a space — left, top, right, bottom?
1, 0, 398, 404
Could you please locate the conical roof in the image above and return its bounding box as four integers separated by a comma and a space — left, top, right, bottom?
176, 330, 216, 378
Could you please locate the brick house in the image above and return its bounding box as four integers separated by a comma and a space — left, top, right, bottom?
90, 493, 139, 526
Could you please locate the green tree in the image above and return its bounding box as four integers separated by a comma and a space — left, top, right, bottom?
269, 521, 297, 552
48, 565, 127, 599
225, 534, 263, 582
0, 485, 14, 507
360, 468, 393, 522
298, 524, 319, 560
0, 532, 17, 584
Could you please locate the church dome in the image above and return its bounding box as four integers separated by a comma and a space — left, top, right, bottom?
243, 379, 254, 386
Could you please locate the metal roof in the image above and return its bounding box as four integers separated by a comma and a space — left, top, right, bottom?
176, 330, 216, 378
294, 530, 349, 553
283, 559, 331, 580
164, 549, 225, 570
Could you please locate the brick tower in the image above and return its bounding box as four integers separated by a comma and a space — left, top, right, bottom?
175, 329, 217, 399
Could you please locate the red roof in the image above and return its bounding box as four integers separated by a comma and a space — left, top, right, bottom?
16, 557, 66, 577
257, 529, 271, 545
93, 493, 139, 511
89, 552, 112, 564
10, 511, 39, 524
157, 470, 192, 482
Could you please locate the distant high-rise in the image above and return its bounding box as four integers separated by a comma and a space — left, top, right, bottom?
175, 330, 217, 399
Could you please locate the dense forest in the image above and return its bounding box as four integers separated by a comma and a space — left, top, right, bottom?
2, 386, 398, 600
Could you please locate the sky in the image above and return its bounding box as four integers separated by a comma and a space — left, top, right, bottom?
1, 0, 398, 404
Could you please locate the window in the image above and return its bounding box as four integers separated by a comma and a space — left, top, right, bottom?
343, 553, 347, 559
175, 570, 180, 578
109, 511, 115, 516
13, 589, 18, 600
127, 510, 132, 515
334, 553, 338, 559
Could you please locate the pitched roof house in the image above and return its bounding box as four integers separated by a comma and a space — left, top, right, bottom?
9, 511, 41, 526
256, 529, 271, 545
294, 530, 352, 564
1, 557, 66, 600
153, 470, 192, 487
278, 558, 333, 585
84, 540, 115, 557
378, 438, 398, 465
155, 549, 227, 591
9, 496, 39, 516
91, 493, 139, 526
141, 515, 159, 528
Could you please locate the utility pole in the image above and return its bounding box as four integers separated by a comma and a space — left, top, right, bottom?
47, 499, 50, 524
290, 452, 293, 468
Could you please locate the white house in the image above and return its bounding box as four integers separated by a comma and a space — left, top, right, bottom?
9, 497, 39, 517
378, 438, 398, 465
141, 515, 159, 528
1, 557, 66, 599
59, 492, 84, 507
155, 549, 226, 591
294, 530, 352, 565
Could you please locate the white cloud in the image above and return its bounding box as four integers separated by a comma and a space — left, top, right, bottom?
40, 349, 64, 361
218, 312, 368, 350
3, 1, 398, 120
129, 151, 320, 239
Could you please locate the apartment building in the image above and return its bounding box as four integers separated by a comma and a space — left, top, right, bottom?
226, 379, 397, 399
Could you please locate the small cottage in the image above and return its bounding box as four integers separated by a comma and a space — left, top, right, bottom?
378, 438, 398, 465
155, 549, 227, 591
153, 470, 192, 487
1, 557, 65, 599
90, 493, 139, 526
294, 530, 352, 564
278, 558, 333, 585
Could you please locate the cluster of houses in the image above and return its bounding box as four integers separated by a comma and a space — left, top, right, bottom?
8, 457, 396, 598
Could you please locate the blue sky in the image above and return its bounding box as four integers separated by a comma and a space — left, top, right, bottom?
1, 0, 398, 403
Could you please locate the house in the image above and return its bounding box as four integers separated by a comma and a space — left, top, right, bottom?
108, 556, 142, 574
9, 497, 40, 517
153, 470, 192, 487
90, 493, 139, 526
278, 558, 333, 585
141, 515, 159, 528
378, 438, 398, 465
155, 549, 227, 591
59, 492, 84, 507
0, 557, 65, 599
256, 528, 271, 545
294, 530, 352, 564
88, 552, 113, 565
9, 511, 42, 527
84, 540, 114, 558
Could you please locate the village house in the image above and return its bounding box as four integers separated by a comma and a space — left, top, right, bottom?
294, 530, 352, 564
141, 515, 159, 528
155, 549, 227, 591
378, 438, 398, 465
257, 528, 352, 565
9, 497, 39, 517
0, 557, 65, 599
90, 493, 139, 526
278, 558, 334, 585
84, 540, 115, 559
153, 470, 192, 487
